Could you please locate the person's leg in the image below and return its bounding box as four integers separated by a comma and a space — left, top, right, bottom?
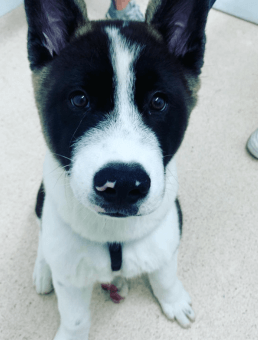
247, 129, 258, 159
106, 0, 144, 21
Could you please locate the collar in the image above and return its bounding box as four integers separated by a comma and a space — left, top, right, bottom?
108, 243, 122, 271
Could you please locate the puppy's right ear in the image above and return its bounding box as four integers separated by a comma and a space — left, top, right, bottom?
24, 0, 88, 70
145, 0, 214, 75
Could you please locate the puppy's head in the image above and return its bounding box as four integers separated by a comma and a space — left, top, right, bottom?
25, 0, 212, 218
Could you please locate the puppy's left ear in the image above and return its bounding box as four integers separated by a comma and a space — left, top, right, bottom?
24, 0, 88, 70
146, 0, 215, 74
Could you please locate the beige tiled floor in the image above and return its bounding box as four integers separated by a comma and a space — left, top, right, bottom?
1, 2, 258, 339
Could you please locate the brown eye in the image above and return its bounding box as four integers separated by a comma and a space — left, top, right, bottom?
70, 91, 89, 108
150, 94, 167, 111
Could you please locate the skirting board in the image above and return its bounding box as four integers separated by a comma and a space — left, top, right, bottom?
213, 0, 258, 24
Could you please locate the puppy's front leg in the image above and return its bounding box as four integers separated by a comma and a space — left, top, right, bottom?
148, 251, 195, 328
53, 278, 93, 340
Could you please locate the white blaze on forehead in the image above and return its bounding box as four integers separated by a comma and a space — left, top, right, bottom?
105, 26, 141, 122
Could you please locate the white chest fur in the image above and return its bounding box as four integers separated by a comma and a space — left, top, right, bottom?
42, 193, 180, 287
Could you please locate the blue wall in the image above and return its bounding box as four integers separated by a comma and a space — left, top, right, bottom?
213, 0, 258, 24
0, 0, 23, 17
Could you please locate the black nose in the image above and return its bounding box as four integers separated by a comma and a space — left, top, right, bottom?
94, 163, 151, 205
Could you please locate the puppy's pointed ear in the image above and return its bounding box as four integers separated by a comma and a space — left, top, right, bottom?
146, 0, 214, 74
24, 0, 88, 70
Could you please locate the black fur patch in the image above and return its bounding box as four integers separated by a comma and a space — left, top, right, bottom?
132, 35, 188, 166
35, 182, 45, 219
175, 198, 183, 237
35, 26, 115, 169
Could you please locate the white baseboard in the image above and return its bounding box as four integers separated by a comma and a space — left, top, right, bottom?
213, 0, 258, 24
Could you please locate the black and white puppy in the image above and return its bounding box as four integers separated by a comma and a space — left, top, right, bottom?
24, 0, 215, 338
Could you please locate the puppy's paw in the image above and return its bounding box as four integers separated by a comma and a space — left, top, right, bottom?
33, 259, 53, 295
54, 326, 89, 340
160, 281, 195, 328
112, 276, 129, 299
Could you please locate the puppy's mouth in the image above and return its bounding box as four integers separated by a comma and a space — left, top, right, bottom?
99, 207, 141, 218
100, 212, 129, 218
89, 201, 140, 218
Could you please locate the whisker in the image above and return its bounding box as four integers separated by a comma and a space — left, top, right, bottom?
163, 154, 175, 159
166, 168, 179, 185
69, 116, 86, 147
53, 170, 66, 190
52, 153, 72, 162
46, 164, 70, 177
